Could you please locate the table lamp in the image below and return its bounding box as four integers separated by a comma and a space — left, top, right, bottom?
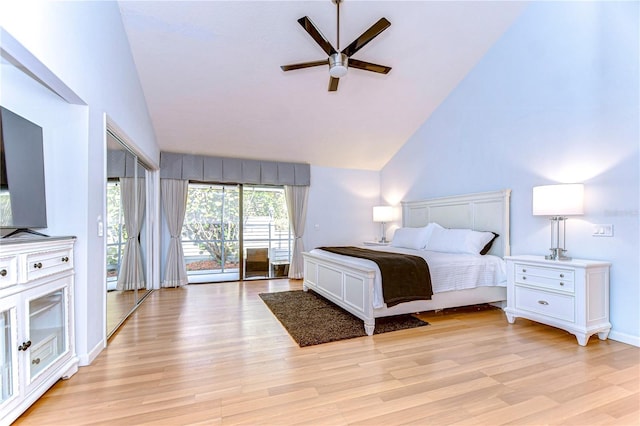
373, 206, 393, 243
532, 183, 584, 261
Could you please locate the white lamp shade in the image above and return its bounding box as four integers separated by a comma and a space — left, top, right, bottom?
373, 205, 393, 222
532, 184, 584, 216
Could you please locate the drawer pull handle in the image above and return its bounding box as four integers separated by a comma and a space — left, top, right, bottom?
559, 282, 564, 286
559, 273, 565, 278
522, 276, 527, 280
32, 357, 41, 365
18, 340, 32, 351
522, 268, 527, 273
538, 300, 549, 306
61, 256, 69, 262
0, 269, 6, 277
33, 262, 43, 269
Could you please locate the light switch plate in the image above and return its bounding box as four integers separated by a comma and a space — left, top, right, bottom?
592, 224, 613, 237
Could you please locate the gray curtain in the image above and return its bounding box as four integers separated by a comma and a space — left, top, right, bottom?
117, 178, 146, 291
284, 185, 309, 279
162, 179, 189, 287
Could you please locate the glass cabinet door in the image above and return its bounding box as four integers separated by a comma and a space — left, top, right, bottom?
28, 289, 66, 380
0, 306, 17, 406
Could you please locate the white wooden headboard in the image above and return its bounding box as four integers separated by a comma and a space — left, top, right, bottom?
401, 189, 511, 258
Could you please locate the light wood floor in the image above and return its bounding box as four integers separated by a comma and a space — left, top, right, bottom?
16, 280, 640, 425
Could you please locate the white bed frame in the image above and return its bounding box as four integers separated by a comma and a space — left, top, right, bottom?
302, 189, 511, 335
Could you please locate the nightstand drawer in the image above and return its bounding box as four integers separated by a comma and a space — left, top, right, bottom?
515, 286, 575, 322
514, 263, 574, 292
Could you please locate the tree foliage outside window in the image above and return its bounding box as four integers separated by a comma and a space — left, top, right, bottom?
182, 184, 239, 270
243, 186, 289, 232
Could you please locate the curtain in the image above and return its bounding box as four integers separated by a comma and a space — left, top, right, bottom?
284, 185, 309, 279
117, 178, 146, 291
162, 179, 189, 287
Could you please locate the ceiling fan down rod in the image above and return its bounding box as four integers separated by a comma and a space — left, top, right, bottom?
334, 0, 341, 50
329, 0, 348, 79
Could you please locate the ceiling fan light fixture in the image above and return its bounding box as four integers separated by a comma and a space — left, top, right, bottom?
329, 53, 348, 78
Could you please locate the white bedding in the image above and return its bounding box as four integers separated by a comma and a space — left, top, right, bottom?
309, 246, 506, 309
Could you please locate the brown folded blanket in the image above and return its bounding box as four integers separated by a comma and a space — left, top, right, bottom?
318, 246, 433, 307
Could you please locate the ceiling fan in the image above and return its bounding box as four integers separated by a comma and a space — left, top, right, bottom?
280, 0, 391, 92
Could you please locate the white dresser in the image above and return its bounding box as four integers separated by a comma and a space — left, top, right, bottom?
0, 236, 78, 426
504, 255, 611, 346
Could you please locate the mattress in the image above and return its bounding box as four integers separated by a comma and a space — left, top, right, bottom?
309, 245, 506, 309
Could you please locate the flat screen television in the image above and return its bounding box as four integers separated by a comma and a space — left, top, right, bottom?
0, 106, 48, 236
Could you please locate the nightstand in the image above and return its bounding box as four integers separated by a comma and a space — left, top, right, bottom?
504, 255, 611, 346
362, 241, 391, 246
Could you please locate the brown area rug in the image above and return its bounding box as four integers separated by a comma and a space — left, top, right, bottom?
259, 290, 429, 347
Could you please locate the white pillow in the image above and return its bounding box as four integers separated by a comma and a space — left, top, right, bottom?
391, 226, 431, 250
426, 227, 495, 254
422, 222, 442, 246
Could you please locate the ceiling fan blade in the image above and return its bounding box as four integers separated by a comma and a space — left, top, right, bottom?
297, 16, 337, 56
281, 59, 328, 72
328, 77, 339, 91
341, 17, 391, 58
348, 58, 392, 74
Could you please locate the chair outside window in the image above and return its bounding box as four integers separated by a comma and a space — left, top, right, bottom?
269, 247, 290, 277
245, 248, 269, 278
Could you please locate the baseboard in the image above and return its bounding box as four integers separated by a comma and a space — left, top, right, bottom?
78, 338, 105, 366
608, 330, 640, 347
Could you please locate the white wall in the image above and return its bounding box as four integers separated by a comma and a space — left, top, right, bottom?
304, 166, 381, 251
381, 2, 639, 345
1, 1, 159, 363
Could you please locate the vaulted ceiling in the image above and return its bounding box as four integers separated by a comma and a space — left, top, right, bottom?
118, 1, 527, 170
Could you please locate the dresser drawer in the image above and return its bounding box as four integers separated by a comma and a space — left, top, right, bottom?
515, 286, 575, 322
26, 249, 73, 282
0, 255, 18, 289
514, 263, 574, 292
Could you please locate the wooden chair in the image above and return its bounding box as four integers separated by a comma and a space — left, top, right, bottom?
245, 248, 269, 278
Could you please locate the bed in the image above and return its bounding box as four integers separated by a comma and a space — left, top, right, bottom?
302, 189, 511, 335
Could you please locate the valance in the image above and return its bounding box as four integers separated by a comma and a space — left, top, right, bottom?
107, 149, 146, 178
158, 152, 310, 186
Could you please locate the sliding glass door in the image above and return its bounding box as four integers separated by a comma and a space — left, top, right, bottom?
180, 183, 292, 283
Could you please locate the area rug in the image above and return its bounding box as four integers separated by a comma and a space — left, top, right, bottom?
259, 290, 429, 347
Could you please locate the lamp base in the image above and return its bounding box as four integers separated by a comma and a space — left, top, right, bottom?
545, 248, 572, 261
378, 221, 388, 244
